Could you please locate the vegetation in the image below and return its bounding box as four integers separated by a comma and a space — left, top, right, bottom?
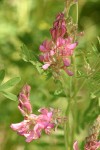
0, 0, 100, 150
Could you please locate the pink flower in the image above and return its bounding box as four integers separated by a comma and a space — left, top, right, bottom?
63, 58, 71, 67
65, 69, 74, 76
85, 141, 100, 150
18, 85, 32, 116
10, 85, 65, 142
57, 37, 77, 56
73, 141, 100, 150
73, 141, 79, 150
39, 40, 52, 52
50, 12, 66, 41
39, 12, 78, 76
42, 63, 51, 70
39, 37, 77, 76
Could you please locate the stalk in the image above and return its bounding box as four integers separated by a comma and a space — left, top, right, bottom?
63, 1, 79, 150
64, 79, 72, 150
76, 0, 78, 25
70, 1, 79, 149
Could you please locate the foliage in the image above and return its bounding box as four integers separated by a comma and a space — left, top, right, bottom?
0, 69, 21, 101
0, 0, 100, 150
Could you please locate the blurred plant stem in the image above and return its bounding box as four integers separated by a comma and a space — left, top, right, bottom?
63, 1, 79, 150
76, 0, 78, 25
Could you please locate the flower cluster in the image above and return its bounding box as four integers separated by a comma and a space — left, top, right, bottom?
73, 140, 100, 150
85, 141, 100, 150
10, 85, 65, 142
73, 116, 100, 150
39, 12, 78, 76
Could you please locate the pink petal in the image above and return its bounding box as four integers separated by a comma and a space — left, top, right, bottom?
25, 131, 38, 142
42, 64, 50, 70
39, 55, 44, 62
23, 102, 32, 113
29, 114, 37, 119
47, 112, 53, 119
50, 50, 55, 56
56, 12, 64, 20
85, 141, 100, 150
66, 37, 73, 43
10, 122, 23, 131
18, 97, 32, 115
50, 28, 57, 41
60, 26, 66, 37
38, 114, 49, 121
46, 40, 52, 49
18, 85, 32, 115
96, 141, 100, 149
53, 20, 58, 27
56, 37, 65, 47
73, 141, 79, 150
39, 45, 46, 52
38, 108, 48, 114
67, 43, 77, 50
34, 124, 43, 134
65, 70, 74, 76
63, 59, 71, 67
19, 94, 29, 103
10, 121, 27, 132
43, 53, 50, 61
34, 124, 43, 131
23, 85, 31, 97
45, 123, 54, 134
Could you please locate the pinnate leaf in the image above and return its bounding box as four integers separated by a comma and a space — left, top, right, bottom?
0, 77, 21, 91
2, 91, 18, 101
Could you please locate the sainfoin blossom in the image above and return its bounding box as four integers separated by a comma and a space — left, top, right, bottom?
10, 85, 65, 142
73, 140, 100, 150
39, 12, 78, 76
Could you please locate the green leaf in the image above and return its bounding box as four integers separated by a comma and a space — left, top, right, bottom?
0, 69, 5, 84
21, 44, 31, 62
35, 62, 43, 74
46, 72, 52, 80
81, 99, 99, 129
2, 91, 18, 101
21, 44, 43, 74
91, 43, 98, 53
0, 77, 21, 91
21, 44, 38, 62
97, 36, 100, 45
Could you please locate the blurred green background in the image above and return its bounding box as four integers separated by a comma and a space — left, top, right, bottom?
0, 0, 100, 150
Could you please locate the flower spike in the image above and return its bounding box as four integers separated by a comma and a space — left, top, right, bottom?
10, 85, 66, 142
39, 12, 78, 76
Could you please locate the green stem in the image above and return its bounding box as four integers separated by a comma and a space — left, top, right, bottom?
64, 122, 68, 150
63, 1, 79, 150
71, 79, 86, 99
63, 75, 72, 150
76, 1, 78, 25
60, 75, 70, 150
70, 2, 79, 146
